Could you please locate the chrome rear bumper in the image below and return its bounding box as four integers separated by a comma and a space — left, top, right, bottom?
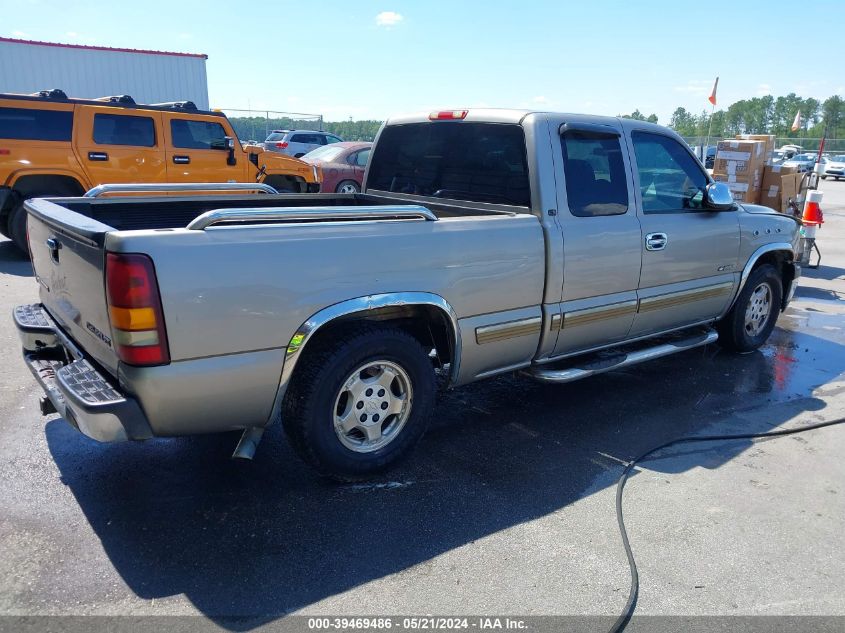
13, 303, 153, 442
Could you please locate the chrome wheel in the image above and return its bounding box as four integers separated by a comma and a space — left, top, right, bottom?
338, 182, 359, 194
333, 360, 413, 453
744, 283, 772, 337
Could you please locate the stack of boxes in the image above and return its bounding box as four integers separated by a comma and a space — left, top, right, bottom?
712, 134, 799, 212
712, 139, 768, 203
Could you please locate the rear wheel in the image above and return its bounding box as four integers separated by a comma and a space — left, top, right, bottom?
282, 326, 436, 480
335, 180, 360, 194
8, 202, 28, 254
717, 264, 782, 353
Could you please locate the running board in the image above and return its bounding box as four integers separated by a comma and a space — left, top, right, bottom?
526, 328, 718, 384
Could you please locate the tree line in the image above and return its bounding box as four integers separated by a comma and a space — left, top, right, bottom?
228, 93, 845, 145
228, 116, 383, 143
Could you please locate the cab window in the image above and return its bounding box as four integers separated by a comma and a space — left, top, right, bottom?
170, 119, 227, 150
561, 129, 628, 217
93, 114, 155, 147
631, 131, 708, 214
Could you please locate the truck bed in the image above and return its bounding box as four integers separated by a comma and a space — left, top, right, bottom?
46, 192, 518, 233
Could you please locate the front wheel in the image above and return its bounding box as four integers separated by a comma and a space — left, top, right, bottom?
717, 264, 783, 353
282, 326, 436, 480
335, 180, 360, 194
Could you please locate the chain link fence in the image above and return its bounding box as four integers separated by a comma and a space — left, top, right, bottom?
682, 136, 845, 153
219, 108, 324, 144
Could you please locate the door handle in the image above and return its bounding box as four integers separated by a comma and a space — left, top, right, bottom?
87, 152, 108, 161
172, 155, 191, 164
645, 232, 668, 251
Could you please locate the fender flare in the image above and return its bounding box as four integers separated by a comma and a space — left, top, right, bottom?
265, 292, 462, 426
720, 242, 794, 318
7, 168, 91, 192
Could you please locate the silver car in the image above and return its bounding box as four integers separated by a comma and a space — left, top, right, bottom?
263, 129, 344, 158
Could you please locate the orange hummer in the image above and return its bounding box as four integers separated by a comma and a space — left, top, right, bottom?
0, 89, 321, 251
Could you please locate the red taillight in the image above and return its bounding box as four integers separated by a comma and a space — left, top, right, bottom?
105, 252, 170, 366
276, 141, 289, 148
0, 148, 10, 155
429, 110, 468, 120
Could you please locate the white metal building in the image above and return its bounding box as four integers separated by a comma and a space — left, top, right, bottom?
0, 37, 209, 109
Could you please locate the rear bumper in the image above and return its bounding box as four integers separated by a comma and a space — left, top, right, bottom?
13, 303, 153, 442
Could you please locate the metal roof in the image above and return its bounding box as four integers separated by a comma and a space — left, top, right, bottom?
0, 36, 207, 59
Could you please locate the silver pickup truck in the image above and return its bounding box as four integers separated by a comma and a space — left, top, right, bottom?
14, 109, 801, 479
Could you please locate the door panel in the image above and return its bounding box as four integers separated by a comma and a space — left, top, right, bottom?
74, 107, 165, 186
550, 117, 643, 356
164, 114, 245, 182
624, 126, 739, 337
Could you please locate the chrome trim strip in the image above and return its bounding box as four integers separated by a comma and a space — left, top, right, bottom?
187, 205, 438, 230
563, 300, 638, 328
638, 282, 734, 313
475, 316, 542, 345
550, 313, 562, 331
718, 242, 794, 318
533, 318, 717, 364
84, 182, 279, 197
266, 292, 461, 426
527, 329, 718, 384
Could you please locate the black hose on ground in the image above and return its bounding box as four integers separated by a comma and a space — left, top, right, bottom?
609, 416, 845, 633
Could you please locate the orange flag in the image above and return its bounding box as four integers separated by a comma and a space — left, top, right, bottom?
791, 110, 802, 132
708, 77, 719, 106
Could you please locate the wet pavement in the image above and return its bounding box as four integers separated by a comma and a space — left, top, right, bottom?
0, 184, 844, 626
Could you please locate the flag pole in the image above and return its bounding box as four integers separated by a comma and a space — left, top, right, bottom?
704, 102, 715, 160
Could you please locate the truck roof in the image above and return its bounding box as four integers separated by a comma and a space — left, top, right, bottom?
385, 108, 666, 132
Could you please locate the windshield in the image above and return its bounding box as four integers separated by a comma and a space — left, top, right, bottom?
367, 122, 531, 207
265, 132, 287, 142
302, 145, 346, 162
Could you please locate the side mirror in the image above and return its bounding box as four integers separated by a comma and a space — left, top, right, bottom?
225, 136, 237, 166
704, 182, 735, 210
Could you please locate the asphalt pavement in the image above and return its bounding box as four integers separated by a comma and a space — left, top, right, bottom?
1, 184, 844, 630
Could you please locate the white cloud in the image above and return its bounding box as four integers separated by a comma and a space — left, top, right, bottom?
65, 31, 79, 39
11, 30, 31, 38
673, 79, 713, 96
375, 11, 403, 27
756, 83, 772, 96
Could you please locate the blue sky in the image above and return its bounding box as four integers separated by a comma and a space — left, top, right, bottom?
3, 0, 844, 122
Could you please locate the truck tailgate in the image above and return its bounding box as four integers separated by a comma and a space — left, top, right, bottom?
25, 198, 119, 377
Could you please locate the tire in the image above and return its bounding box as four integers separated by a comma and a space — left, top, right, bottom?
282, 325, 436, 480
335, 180, 360, 194
717, 264, 783, 353
8, 202, 28, 254
294, 153, 305, 158
821, 175, 827, 180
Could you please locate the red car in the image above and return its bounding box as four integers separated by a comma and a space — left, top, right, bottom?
302, 141, 372, 193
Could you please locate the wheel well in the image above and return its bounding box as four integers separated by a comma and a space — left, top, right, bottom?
13, 175, 86, 199
750, 250, 794, 306
300, 305, 457, 373
263, 174, 306, 193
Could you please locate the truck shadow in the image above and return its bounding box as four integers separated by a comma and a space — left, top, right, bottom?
0, 238, 33, 277
45, 324, 845, 628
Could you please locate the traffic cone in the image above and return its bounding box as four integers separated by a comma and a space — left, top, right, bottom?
802, 191, 824, 226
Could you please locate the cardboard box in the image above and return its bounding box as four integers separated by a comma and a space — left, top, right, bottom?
713, 139, 766, 186
759, 164, 799, 211
713, 173, 761, 204
735, 134, 776, 163
780, 172, 801, 214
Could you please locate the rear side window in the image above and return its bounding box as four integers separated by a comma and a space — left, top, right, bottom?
265, 132, 287, 142
0, 107, 73, 141
170, 119, 227, 150
561, 129, 628, 217
291, 133, 321, 144
326, 135, 343, 144
366, 122, 531, 207
350, 148, 371, 166
93, 114, 155, 147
